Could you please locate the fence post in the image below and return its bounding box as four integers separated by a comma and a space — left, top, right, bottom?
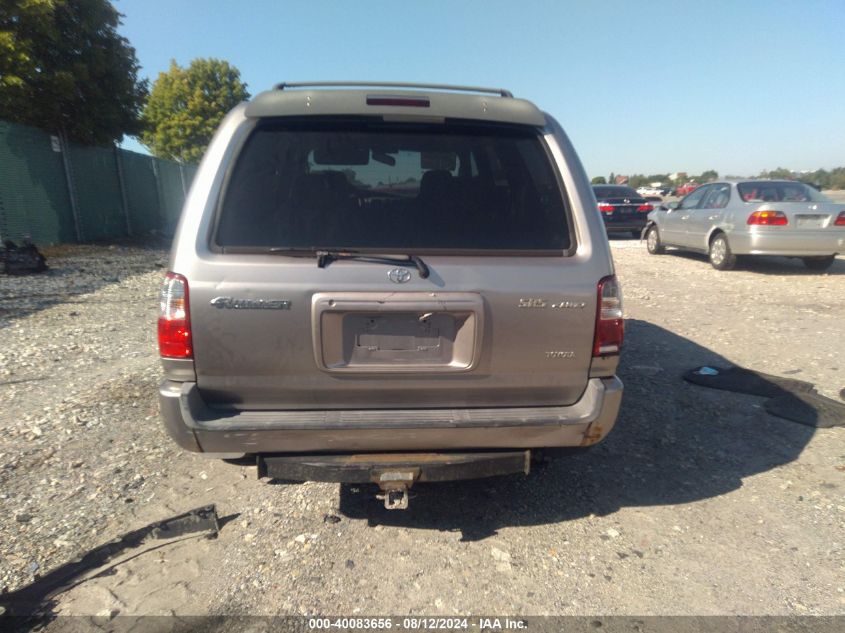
151, 157, 165, 235
59, 130, 83, 243
113, 146, 132, 237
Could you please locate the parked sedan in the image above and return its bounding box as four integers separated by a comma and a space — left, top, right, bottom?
592, 185, 654, 237
643, 180, 845, 270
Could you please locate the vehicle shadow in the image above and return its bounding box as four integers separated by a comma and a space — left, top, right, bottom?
664, 249, 845, 275
338, 318, 817, 540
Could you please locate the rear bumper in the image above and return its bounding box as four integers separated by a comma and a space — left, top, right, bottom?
603, 218, 648, 232
158, 376, 623, 454
729, 229, 844, 256
257, 451, 531, 483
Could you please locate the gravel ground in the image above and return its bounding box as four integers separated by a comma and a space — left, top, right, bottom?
0, 239, 843, 618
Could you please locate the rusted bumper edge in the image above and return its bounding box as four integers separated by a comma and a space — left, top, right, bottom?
158, 376, 623, 454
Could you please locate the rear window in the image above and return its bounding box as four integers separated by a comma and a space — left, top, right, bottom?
593, 186, 640, 199
737, 181, 831, 203
215, 120, 571, 252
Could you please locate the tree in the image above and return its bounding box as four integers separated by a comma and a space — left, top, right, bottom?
628, 174, 648, 188
141, 58, 250, 162
760, 167, 794, 180
698, 169, 719, 182
591, 176, 607, 184
0, 0, 147, 144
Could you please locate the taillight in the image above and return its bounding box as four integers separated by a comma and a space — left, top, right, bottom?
747, 210, 788, 226
158, 272, 192, 359
597, 203, 614, 214
593, 276, 624, 357
637, 204, 654, 213
835, 212, 845, 226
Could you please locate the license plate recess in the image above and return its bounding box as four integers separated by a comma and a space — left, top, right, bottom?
312, 292, 484, 373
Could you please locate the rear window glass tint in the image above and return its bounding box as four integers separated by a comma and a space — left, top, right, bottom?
593, 186, 639, 199
737, 182, 831, 203
215, 121, 570, 252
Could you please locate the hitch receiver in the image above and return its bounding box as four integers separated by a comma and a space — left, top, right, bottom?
377, 488, 410, 510
373, 469, 417, 510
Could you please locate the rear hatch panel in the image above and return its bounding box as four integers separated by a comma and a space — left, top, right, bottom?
186, 115, 601, 412
189, 257, 597, 410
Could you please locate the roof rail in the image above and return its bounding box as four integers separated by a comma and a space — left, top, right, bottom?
274, 81, 513, 98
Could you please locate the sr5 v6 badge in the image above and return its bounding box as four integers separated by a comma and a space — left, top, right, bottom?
518, 298, 587, 309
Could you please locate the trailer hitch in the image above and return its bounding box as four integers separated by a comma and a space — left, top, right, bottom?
373, 469, 418, 510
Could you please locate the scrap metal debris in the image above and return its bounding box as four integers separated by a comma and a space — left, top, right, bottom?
0, 505, 219, 617
1, 239, 48, 275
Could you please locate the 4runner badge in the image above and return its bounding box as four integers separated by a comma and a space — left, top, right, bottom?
210, 297, 291, 310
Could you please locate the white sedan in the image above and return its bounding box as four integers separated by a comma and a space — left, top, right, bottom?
636, 186, 663, 197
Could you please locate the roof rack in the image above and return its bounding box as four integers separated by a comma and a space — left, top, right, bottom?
274, 81, 513, 98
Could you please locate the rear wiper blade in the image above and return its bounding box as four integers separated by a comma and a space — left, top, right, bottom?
316, 250, 430, 279
267, 247, 330, 256
265, 247, 429, 279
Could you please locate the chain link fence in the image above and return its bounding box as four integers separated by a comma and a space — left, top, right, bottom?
0, 119, 198, 245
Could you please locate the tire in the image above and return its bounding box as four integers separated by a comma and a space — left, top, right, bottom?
802, 255, 835, 271
645, 225, 665, 254
708, 233, 736, 270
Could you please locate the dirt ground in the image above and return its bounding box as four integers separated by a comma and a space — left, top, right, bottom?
0, 239, 843, 619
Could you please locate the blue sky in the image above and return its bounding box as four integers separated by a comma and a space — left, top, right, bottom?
116, 0, 845, 179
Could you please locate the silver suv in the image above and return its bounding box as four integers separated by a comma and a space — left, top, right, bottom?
157, 82, 623, 508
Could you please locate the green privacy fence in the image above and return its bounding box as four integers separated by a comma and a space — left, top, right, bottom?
0, 119, 198, 244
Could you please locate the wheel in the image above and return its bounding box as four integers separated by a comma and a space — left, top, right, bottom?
708, 233, 736, 270
802, 255, 835, 271
645, 225, 665, 254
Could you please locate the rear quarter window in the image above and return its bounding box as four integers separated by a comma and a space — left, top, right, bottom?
214, 120, 573, 253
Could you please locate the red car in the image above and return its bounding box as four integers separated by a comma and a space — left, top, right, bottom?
675, 182, 699, 196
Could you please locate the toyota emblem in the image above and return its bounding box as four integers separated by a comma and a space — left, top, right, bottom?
387, 268, 412, 284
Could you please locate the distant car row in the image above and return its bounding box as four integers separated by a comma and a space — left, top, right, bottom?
595, 180, 845, 271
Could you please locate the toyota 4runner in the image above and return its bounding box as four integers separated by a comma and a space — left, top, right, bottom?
157, 82, 623, 508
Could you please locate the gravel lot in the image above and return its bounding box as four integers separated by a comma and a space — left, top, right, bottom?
0, 238, 843, 618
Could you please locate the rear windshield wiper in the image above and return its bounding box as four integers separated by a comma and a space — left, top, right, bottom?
317, 251, 430, 279
267, 248, 429, 279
